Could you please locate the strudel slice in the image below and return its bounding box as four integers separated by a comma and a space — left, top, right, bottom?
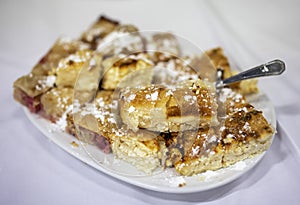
172, 89, 274, 176
119, 79, 218, 132
55, 50, 94, 88
73, 90, 164, 173
101, 53, 154, 90
97, 24, 144, 57
40, 87, 73, 122
13, 38, 89, 113
110, 129, 165, 174
168, 128, 224, 176
54, 50, 103, 102
81, 15, 119, 49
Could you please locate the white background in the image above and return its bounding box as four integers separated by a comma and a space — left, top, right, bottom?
1, 0, 300, 204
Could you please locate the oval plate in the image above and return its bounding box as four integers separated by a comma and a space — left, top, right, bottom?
24, 91, 275, 193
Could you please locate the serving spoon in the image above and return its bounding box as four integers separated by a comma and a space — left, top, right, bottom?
215, 59, 286, 89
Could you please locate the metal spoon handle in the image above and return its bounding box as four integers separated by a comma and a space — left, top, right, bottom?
216, 59, 285, 89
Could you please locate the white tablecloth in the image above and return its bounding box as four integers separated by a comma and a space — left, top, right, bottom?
1, 0, 300, 204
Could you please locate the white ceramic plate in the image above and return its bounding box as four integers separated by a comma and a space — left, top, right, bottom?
24, 91, 276, 193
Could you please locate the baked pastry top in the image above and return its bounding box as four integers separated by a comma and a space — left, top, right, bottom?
13, 15, 273, 176
119, 79, 218, 132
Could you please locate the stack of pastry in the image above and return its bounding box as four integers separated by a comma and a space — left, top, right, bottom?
13, 15, 274, 175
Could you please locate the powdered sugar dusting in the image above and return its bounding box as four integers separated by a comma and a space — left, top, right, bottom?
36, 75, 56, 90
153, 59, 198, 85
128, 106, 135, 113
231, 161, 247, 171
201, 170, 218, 181
191, 146, 200, 156
150, 91, 158, 101
97, 31, 143, 55
127, 94, 136, 102
166, 176, 186, 187
50, 104, 73, 132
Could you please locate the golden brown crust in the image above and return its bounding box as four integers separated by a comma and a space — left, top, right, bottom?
72, 90, 164, 173
55, 50, 94, 88
205, 47, 232, 79
172, 94, 274, 175
13, 74, 55, 98
101, 54, 153, 90
32, 38, 89, 76
81, 15, 119, 49
96, 24, 144, 57
13, 38, 88, 99
119, 80, 218, 132
40, 87, 73, 121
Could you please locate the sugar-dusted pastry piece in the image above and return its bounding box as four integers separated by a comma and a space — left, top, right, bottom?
55, 50, 94, 87
81, 15, 119, 49
172, 89, 274, 176
146, 33, 180, 62
119, 79, 218, 132
73, 90, 165, 173
13, 38, 88, 112
170, 128, 224, 176
55, 50, 102, 89
13, 15, 274, 177
110, 129, 165, 174
97, 24, 144, 57
152, 57, 199, 85
101, 53, 154, 90
40, 87, 73, 122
